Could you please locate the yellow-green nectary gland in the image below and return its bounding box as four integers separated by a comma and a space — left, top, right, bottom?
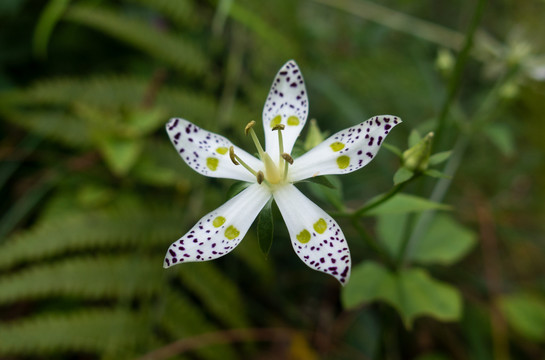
213, 216, 225, 228
262, 152, 282, 184
287, 116, 300, 126
296, 229, 311, 244
206, 157, 219, 171
330, 142, 345, 152
337, 155, 350, 169
270, 115, 282, 128
216, 147, 228, 155
313, 218, 327, 234
225, 225, 240, 240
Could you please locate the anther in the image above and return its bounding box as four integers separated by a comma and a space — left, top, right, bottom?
229, 146, 239, 165
256, 171, 265, 184
272, 124, 285, 131
245, 121, 256, 135
281, 153, 294, 165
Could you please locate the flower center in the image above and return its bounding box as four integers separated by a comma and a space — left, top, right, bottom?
229, 121, 293, 186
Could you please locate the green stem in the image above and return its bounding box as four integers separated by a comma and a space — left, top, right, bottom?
433, 0, 487, 151
398, 0, 488, 267
351, 174, 417, 217
350, 215, 394, 268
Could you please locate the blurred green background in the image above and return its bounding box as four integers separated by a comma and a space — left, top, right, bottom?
1, 0, 544, 359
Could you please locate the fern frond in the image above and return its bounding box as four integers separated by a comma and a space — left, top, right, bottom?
0, 75, 223, 130
160, 290, 239, 360
0, 205, 183, 270
0, 108, 91, 147
176, 262, 248, 328
132, 138, 201, 187
128, 0, 200, 28
0, 308, 154, 356
63, 4, 210, 75
0, 255, 164, 304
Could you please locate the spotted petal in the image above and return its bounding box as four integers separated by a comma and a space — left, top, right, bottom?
262, 60, 309, 161
289, 115, 402, 181
164, 183, 271, 268
273, 184, 351, 285
166, 118, 262, 182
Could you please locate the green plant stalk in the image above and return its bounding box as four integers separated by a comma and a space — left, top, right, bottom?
402, 58, 519, 267
433, 0, 487, 151
312, 0, 464, 50
397, 0, 488, 267
331, 174, 417, 219
352, 175, 416, 217
349, 216, 394, 268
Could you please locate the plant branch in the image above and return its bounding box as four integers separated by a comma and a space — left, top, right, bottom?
136, 327, 295, 360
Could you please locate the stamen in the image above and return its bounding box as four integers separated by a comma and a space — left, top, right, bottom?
229, 146, 239, 165
281, 153, 293, 180
229, 146, 257, 176
281, 153, 293, 164
244, 121, 256, 135
256, 171, 265, 184
245, 121, 265, 158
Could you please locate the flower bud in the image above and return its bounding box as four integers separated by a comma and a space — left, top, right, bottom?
402, 132, 434, 172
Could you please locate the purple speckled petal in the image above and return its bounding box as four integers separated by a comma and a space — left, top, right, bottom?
166, 118, 263, 182
273, 184, 351, 285
289, 115, 402, 181
262, 60, 309, 161
164, 183, 271, 268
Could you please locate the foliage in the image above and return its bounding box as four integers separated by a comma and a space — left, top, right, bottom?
1, 0, 545, 358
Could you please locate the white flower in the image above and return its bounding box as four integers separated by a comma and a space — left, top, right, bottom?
164, 60, 401, 285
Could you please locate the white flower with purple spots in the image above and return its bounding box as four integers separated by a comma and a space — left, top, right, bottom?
164, 60, 401, 285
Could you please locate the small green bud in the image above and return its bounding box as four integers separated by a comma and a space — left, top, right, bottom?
402, 132, 434, 172
436, 48, 455, 78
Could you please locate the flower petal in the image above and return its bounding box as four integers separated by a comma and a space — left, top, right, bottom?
164, 183, 271, 268
289, 115, 402, 181
166, 118, 262, 182
273, 184, 351, 285
262, 60, 309, 160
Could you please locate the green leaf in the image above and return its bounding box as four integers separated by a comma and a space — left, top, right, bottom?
499, 293, 545, 341
411, 214, 476, 265
484, 123, 515, 157
423, 169, 451, 179
0, 309, 152, 356
64, 4, 210, 75
428, 151, 452, 165
305, 175, 336, 189
365, 193, 450, 216
176, 262, 248, 328
257, 200, 274, 257
342, 261, 462, 328
125, 107, 165, 136
32, 0, 71, 57
393, 167, 414, 185
98, 137, 142, 176
376, 213, 408, 258
377, 213, 476, 265
0, 255, 164, 304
